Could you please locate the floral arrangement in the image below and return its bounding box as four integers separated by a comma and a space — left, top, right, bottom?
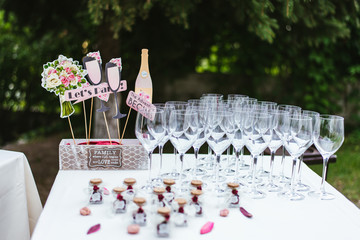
87, 51, 102, 64
41, 55, 88, 118
110, 58, 122, 69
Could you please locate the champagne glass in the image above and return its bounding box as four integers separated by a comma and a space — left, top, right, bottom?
293, 110, 320, 191
206, 110, 235, 195
168, 110, 198, 193
243, 112, 272, 199
278, 115, 313, 200
153, 104, 174, 184
276, 104, 302, 183
255, 101, 277, 177
259, 110, 289, 192
135, 109, 166, 193
309, 115, 344, 200
165, 101, 189, 179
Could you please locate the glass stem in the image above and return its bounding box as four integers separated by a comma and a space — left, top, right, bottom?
280, 146, 285, 177
290, 158, 297, 195
173, 148, 177, 173
259, 151, 264, 171
148, 152, 153, 184
179, 153, 185, 187
296, 155, 304, 184
226, 147, 230, 167
269, 151, 275, 184
207, 146, 212, 161
158, 144, 164, 176
193, 147, 199, 179
235, 149, 240, 179
320, 157, 330, 194
240, 147, 244, 167
215, 154, 221, 187
251, 155, 258, 190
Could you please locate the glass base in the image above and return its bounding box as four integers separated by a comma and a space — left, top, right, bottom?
308, 190, 335, 200
239, 164, 250, 170
278, 190, 305, 201
223, 167, 235, 176
202, 174, 226, 183
161, 172, 186, 180
240, 175, 262, 184
257, 169, 269, 177
285, 182, 311, 192
247, 188, 266, 199
258, 182, 282, 192
141, 183, 154, 194
273, 175, 291, 183
203, 162, 215, 170
184, 167, 207, 176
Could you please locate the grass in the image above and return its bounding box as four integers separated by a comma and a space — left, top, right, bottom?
309, 130, 360, 207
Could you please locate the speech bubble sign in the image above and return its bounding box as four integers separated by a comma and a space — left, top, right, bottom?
65, 81, 127, 104
126, 90, 156, 120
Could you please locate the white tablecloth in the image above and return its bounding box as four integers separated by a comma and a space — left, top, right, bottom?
0, 150, 43, 240
32, 154, 360, 240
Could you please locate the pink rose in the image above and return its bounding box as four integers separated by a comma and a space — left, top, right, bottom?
76, 75, 82, 82
60, 76, 69, 87
48, 69, 57, 75
68, 73, 75, 81
65, 67, 71, 74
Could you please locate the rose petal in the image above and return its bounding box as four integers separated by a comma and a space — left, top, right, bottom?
220, 209, 229, 217
240, 207, 253, 218
87, 224, 101, 235
103, 187, 110, 195
200, 221, 214, 234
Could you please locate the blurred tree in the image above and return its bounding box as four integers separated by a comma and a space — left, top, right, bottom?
0, 0, 359, 143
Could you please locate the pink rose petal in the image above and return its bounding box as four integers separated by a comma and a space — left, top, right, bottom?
87, 224, 101, 235
220, 208, 229, 217
240, 207, 253, 218
103, 187, 110, 195
200, 221, 214, 234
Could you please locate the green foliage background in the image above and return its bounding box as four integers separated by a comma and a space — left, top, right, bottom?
0, 0, 359, 142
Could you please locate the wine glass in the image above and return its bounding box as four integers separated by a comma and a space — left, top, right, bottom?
206, 110, 235, 195
152, 104, 174, 185
165, 101, 189, 179
135, 109, 166, 193
308, 115, 344, 200
243, 111, 272, 199
190, 106, 209, 178
168, 110, 199, 193
259, 110, 289, 192
293, 110, 320, 191
278, 115, 313, 200
276, 104, 302, 183
255, 101, 278, 177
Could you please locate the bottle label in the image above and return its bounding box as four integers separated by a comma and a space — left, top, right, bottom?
141, 71, 148, 78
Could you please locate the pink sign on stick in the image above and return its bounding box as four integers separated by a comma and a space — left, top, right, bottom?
126, 90, 156, 120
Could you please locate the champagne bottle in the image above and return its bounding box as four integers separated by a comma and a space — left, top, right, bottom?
135, 49, 153, 103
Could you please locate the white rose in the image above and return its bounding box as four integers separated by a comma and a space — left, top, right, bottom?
46, 67, 55, 75
70, 64, 79, 72
46, 73, 61, 88
62, 60, 71, 68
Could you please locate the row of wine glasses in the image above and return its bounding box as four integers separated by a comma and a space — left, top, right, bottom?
135, 94, 344, 201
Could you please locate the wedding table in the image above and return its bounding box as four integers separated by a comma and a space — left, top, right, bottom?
31, 153, 360, 240
0, 150, 43, 240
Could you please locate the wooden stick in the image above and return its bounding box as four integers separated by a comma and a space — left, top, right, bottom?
88, 97, 93, 144
67, 116, 76, 145
83, 101, 89, 145
120, 108, 132, 144
114, 100, 121, 144
103, 112, 112, 145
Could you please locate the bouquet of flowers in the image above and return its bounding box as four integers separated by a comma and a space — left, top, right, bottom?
41, 55, 88, 118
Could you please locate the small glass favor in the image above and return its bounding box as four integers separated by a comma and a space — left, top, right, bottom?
88, 178, 103, 192
153, 187, 167, 208
163, 179, 175, 203
227, 182, 240, 208
190, 189, 203, 217
123, 178, 136, 199
191, 180, 203, 191
156, 207, 171, 238
89, 178, 103, 204
132, 197, 147, 226
112, 187, 127, 213
173, 198, 187, 227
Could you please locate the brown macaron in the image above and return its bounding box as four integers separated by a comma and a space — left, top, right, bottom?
113, 187, 126, 194
227, 182, 240, 189
124, 178, 136, 185
89, 178, 102, 185
157, 207, 171, 215
191, 180, 203, 187
133, 197, 146, 205
174, 198, 187, 206
153, 187, 166, 194
190, 189, 203, 196
163, 178, 175, 185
